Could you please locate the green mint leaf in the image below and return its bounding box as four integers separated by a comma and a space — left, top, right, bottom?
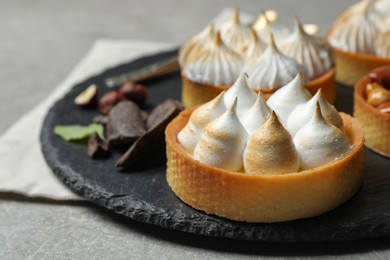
54, 124, 104, 141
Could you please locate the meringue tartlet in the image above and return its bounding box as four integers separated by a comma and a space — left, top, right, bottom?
328, 0, 390, 86
166, 107, 364, 223
354, 66, 390, 157
180, 9, 336, 108
166, 76, 364, 222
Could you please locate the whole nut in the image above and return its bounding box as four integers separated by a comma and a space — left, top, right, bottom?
367, 87, 390, 107
377, 101, 390, 114
98, 91, 123, 114
118, 81, 148, 106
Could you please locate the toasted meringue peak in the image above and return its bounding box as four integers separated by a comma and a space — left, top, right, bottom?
280, 17, 333, 80
184, 31, 245, 86
219, 8, 253, 52
371, 0, 390, 31
223, 73, 257, 116
329, 0, 381, 54
245, 34, 306, 91
194, 99, 248, 171
242, 29, 267, 64
179, 24, 215, 66
266, 73, 311, 126
252, 11, 291, 42
287, 89, 343, 136
294, 103, 351, 170
243, 111, 299, 175
376, 30, 390, 57
240, 92, 271, 134
178, 91, 226, 153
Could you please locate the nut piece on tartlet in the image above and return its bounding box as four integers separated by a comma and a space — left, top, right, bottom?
354, 66, 390, 157
328, 0, 390, 86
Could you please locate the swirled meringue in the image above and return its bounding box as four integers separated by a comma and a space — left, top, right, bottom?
242, 29, 267, 64
376, 30, 390, 58
194, 99, 248, 171
223, 73, 257, 116
219, 8, 253, 53
287, 89, 343, 137
178, 92, 226, 153
252, 11, 291, 43
329, 0, 381, 54
245, 34, 306, 91
240, 92, 271, 134
280, 17, 334, 80
178, 24, 215, 66
266, 73, 311, 126
184, 32, 245, 86
293, 103, 351, 170
371, 0, 390, 31
243, 112, 299, 175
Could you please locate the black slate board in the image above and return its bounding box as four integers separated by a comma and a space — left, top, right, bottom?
41, 49, 390, 242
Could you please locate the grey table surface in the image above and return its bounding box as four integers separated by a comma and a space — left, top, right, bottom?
1, 0, 390, 259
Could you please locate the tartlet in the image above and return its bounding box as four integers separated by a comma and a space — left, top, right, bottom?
354, 66, 390, 157
328, 0, 390, 86
181, 10, 336, 108
329, 40, 390, 87
165, 109, 364, 223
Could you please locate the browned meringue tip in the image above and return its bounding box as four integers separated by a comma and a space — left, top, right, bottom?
227, 97, 238, 113
294, 16, 306, 35
313, 101, 325, 122
213, 31, 223, 46
233, 7, 240, 25
269, 32, 278, 51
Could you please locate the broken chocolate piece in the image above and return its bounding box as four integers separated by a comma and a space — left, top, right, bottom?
106, 100, 146, 149
87, 132, 110, 159
146, 99, 184, 129
116, 99, 184, 170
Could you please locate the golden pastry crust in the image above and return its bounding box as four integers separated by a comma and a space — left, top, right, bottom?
181, 68, 335, 108
165, 109, 364, 223
331, 46, 390, 87
354, 75, 390, 157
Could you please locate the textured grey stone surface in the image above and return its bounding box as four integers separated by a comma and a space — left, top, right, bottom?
3, 0, 390, 259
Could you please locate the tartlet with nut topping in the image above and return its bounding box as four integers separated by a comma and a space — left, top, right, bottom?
354, 66, 390, 157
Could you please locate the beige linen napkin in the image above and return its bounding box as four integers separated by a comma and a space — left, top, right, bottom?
0, 40, 176, 200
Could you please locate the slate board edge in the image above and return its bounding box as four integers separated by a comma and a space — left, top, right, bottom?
39, 49, 390, 243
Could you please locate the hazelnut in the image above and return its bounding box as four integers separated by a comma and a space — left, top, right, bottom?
118, 81, 148, 106
367, 87, 390, 107
74, 84, 98, 108
365, 82, 382, 94
377, 101, 390, 114
98, 91, 123, 114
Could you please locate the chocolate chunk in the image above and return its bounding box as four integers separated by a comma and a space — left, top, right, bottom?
116, 99, 184, 170
146, 99, 184, 129
106, 100, 146, 149
92, 115, 108, 125
87, 132, 110, 159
